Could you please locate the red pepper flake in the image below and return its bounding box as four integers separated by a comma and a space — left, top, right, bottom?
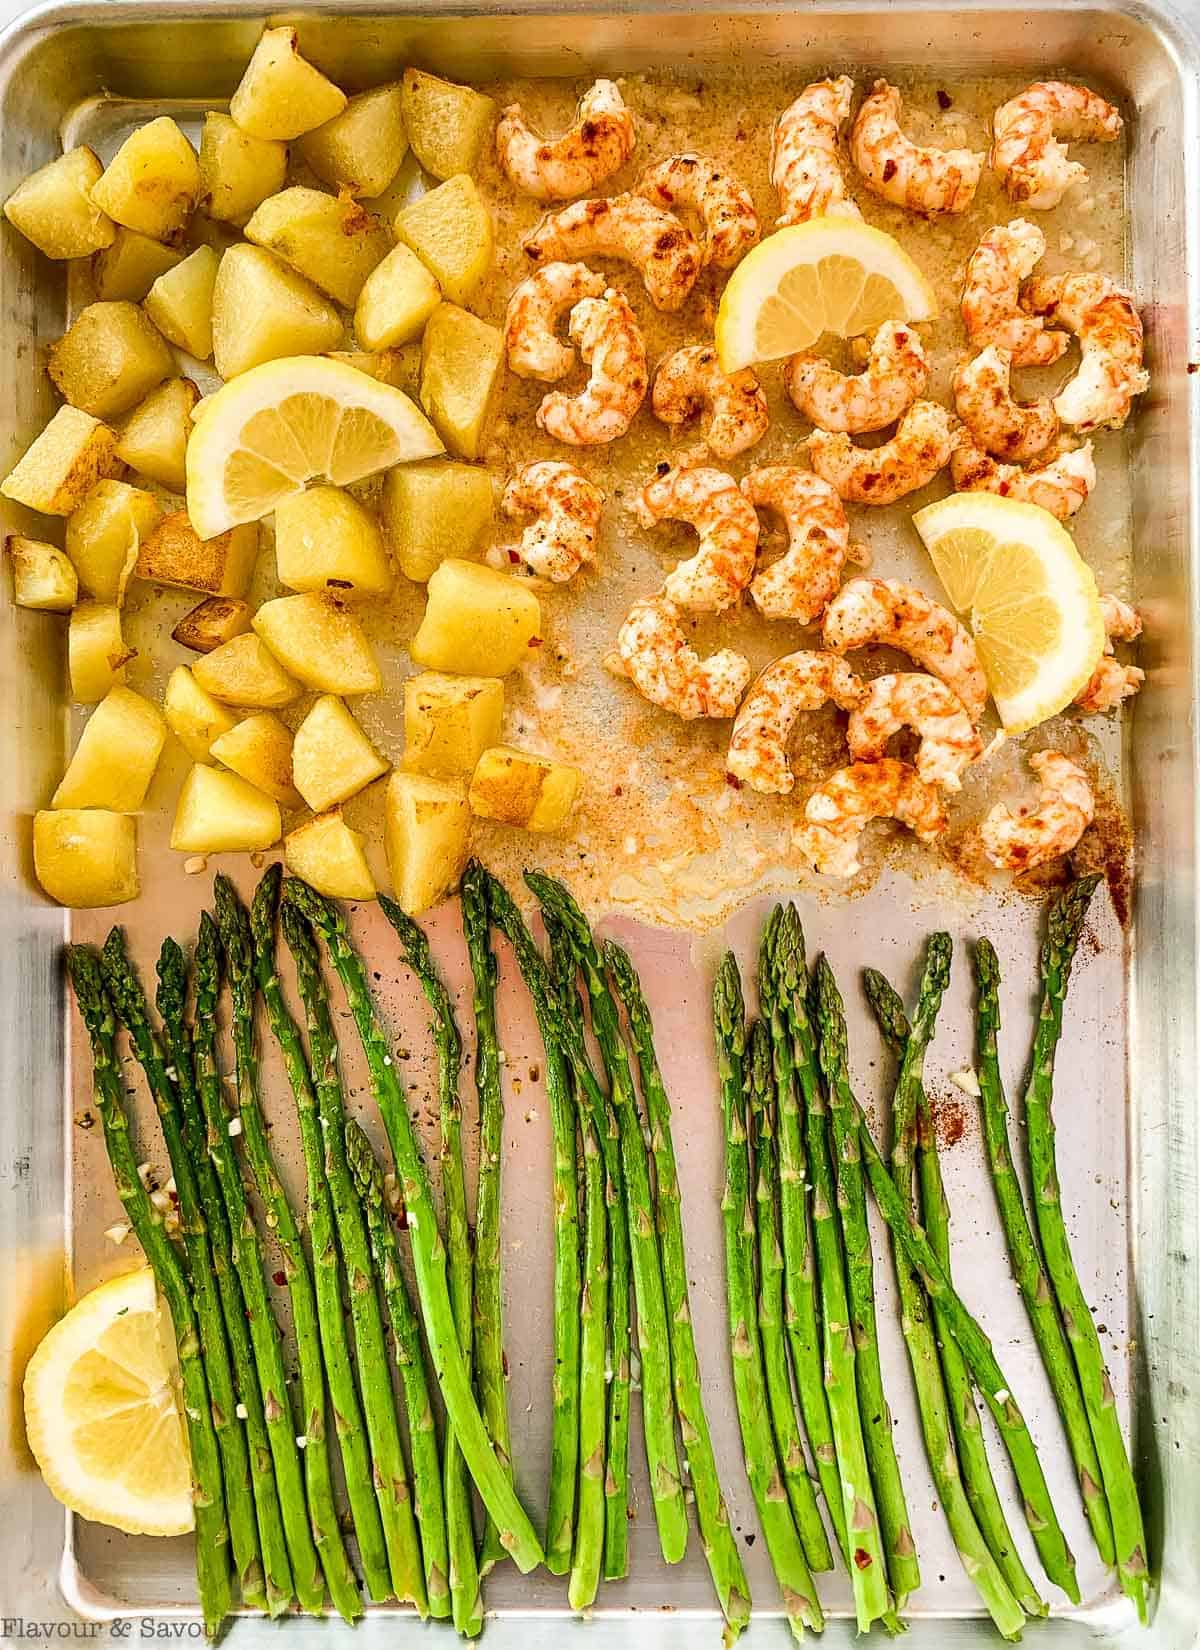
508, 548, 521, 563
272, 1270, 286, 1287
853, 1549, 873, 1571
528, 635, 543, 647
882, 158, 898, 183
936, 88, 952, 109
726, 772, 742, 789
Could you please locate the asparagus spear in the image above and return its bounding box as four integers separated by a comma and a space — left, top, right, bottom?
100, 929, 264, 1615
281, 877, 544, 1574
461, 863, 515, 1577
378, 894, 483, 1638
157, 940, 293, 1618
714, 956, 823, 1640
250, 869, 421, 1612
865, 961, 1044, 1620
212, 876, 364, 1625
67, 946, 232, 1640
972, 935, 1115, 1565
283, 899, 452, 1619
1020, 877, 1148, 1621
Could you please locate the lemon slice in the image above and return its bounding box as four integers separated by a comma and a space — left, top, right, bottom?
913, 492, 1105, 733
715, 219, 938, 372
23, 1268, 193, 1535
186, 355, 443, 539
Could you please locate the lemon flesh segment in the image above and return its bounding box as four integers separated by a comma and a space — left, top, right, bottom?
23, 1268, 194, 1536
913, 491, 1105, 734
186, 355, 443, 538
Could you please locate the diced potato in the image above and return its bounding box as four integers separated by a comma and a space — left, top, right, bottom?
355, 243, 440, 352
292, 693, 388, 812
244, 187, 391, 308
230, 28, 347, 142
1, 406, 122, 516
143, 247, 218, 360
253, 593, 381, 694
384, 770, 470, 914
400, 70, 497, 182
198, 112, 288, 225
274, 486, 391, 598
34, 809, 138, 907
89, 116, 200, 242
380, 459, 493, 582
209, 712, 300, 806
136, 510, 259, 597
7, 536, 78, 611
325, 347, 416, 391
52, 685, 167, 811
66, 479, 160, 603
419, 303, 504, 460
411, 557, 540, 676
403, 672, 503, 778
170, 763, 281, 854
69, 602, 134, 703
4, 147, 115, 260
212, 244, 344, 379
164, 664, 237, 762
92, 228, 184, 302
468, 745, 581, 832
115, 376, 198, 493
297, 84, 407, 198
171, 596, 252, 654
395, 177, 493, 307
48, 301, 173, 421
192, 633, 300, 708
284, 809, 375, 899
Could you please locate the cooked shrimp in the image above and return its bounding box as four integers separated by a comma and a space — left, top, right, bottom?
850, 80, 983, 217
992, 81, 1122, 210
651, 345, 769, 460
740, 466, 849, 624
504, 261, 606, 381
846, 672, 983, 791
632, 463, 759, 612
822, 576, 989, 722
980, 749, 1094, 871
808, 400, 952, 506
523, 194, 701, 311
501, 461, 604, 582
726, 651, 864, 794
960, 219, 1069, 367
536, 289, 648, 446
606, 592, 750, 719
794, 757, 948, 878
637, 153, 759, 268
950, 431, 1096, 520
1021, 272, 1149, 431
953, 343, 1059, 462
770, 77, 862, 225
1075, 593, 1144, 712
496, 80, 636, 202
785, 320, 929, 434
1099, 592, 1142, 645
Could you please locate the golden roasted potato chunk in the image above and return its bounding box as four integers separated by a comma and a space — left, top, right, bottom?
92, 228, 184, 302
468, 745, 581, 832
274, 486, 392, 598
171, 764, 281, 854
418, 303, 504, 460
135, 510, 259, 597
66, 479, 160, 603
198, 112, 288, 225
115, 377, 198, 493
297, 84, 407, 198
52, 685, 167, 811
403, 671, 503, 778
1, 406, 122, 516
252, 593, 381, 694
244, 187, 391, 308
355, 243, 441, 353
284, 810, 375, 899
380, 459, 493, 582
210, 712, 300, 807
49, 301, 174, 421
171, 596, 252, 654
164, 664, 237, 761
192, 633, 300, 708
211, 244, 344, 379
292, 694, 388, 812
399, 70, 497, 182
4, 147, 115, 260
230, 27, 347, 142
34, 808, 138, 907
143, 246, 219, 360
69, 602, 134, 703
395, 177, 493, 307
384, 770, 470, 914
411, 558, 541, 676
7, 536, 78, 611
89, 116, 200, 242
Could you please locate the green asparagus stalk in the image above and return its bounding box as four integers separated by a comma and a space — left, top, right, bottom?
378, 894, 482, 1638
281, 877, 544, 1574
1020, 877, 1148, 1621
212, 876, 364, 1625
67, 947, 232, 1640
100, 929, 263, 1615
972, 936, 1115, 1565
157, 940, 293, 1618
714, 957, 823, 1640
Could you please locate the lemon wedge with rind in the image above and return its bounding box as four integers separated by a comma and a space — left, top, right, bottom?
913, 491, 1105, 734
715, 219, 938, 373
186, 355, 443, 539
23, 1267, 194, 1536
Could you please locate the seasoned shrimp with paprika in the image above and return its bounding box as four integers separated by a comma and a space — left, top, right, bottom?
651, 344, 769, 460
794, 757, 948, 878
632, 463, 759, 612
606, 592, 750, 719
770, 77, 861, 224
953, 343, 1059, 462
637, 153, 759, 268
726, 651, 864, 794
980, 749, 1094, 870
1075, 593, 1144, 712
785, 320, 929, 434
497, 80, 636, 202
1021, 272, 1149, 431
740, 466, 850, 624
950, 432, 1096, 520
523, 194, 701, 311
501, 461, 604, 582
850, 80, 984, 216
808, 400, 953, 506
823, 576, 989, 721
960, 219, 1069, 366
992, 81, 1122, 210
536, 288, 648, 446
504, 261, 606, 381
846, 672, 983, 791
